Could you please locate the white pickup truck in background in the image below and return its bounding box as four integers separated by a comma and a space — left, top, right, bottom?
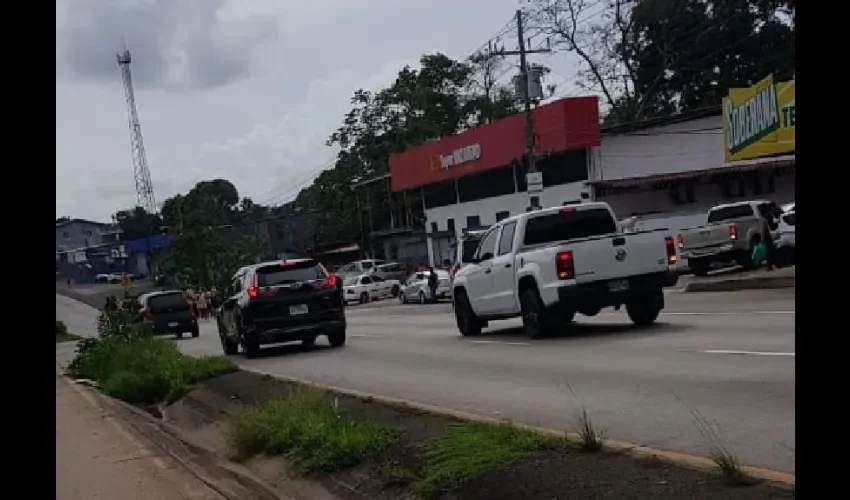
451, 202, 679, 339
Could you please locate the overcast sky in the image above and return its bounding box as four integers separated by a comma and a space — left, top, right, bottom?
56, 0, 583, 222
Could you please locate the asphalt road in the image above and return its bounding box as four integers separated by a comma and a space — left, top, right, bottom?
55, 288, 795, 473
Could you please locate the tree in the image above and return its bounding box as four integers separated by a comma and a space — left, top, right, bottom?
525, 0, 794, 125
112, 207, 162, 240
56, 216, 71, 224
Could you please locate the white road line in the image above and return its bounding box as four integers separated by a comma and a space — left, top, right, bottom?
661, 310, 795, 316
468, 340, 532, 347
703, 350, 795, 357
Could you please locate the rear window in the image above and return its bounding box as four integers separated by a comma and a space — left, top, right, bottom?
148, 293, 188, 312
343, 277, 359, 286
707, 204, 754, 223
523, 208, 618, 246
782, 213, 795, 226
256, 260, 325, 286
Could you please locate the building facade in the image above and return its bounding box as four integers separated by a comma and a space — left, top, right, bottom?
56, 218, 119, 253
388, 97, 601, 266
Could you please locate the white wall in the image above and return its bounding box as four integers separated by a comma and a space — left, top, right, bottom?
589, 116, 723, 182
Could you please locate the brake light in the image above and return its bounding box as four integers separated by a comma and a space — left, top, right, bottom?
313, 266, 339, 290
676, 233, 684, 249
450, 263, 461, 277
555, 251, 574, 279
665, 236, 677, 265
247, 273, 258, 298
561, 206, 576, 213
728, 225, 737, 240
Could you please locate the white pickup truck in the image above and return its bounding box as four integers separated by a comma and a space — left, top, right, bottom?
451, 202, 679, 339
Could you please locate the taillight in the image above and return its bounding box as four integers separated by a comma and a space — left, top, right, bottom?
676, 233, 684, 249
555, 251, 574, 280
313, 266, 339, 290
143, 307, 152, 319
247, 273, 259, 298
665, 237, 677, 265
728, 225, 737, 240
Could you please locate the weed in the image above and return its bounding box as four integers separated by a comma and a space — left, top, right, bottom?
68, 315, 236, 406
420, 422, 559, 498
673, 392, 750, 485
226, 390, 397, 474
575, 407, 605, 452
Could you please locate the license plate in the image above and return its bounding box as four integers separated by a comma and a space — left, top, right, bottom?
609, 279, 629, 292
289, 304, 309, 316
168, 321, 179, 327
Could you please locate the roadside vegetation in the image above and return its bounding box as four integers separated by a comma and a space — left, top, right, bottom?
67, 310, 236, 405
55, 320, 82, 343
227, 389, 398, 472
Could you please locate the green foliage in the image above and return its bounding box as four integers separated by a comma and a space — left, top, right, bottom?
112, 206, 162, 240
226, 390, 397, 473
420, 422, 559, 498
69, 311, 237, 405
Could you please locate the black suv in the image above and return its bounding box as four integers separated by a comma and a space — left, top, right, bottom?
137, 290, 199, 338
216, 259, 346, 358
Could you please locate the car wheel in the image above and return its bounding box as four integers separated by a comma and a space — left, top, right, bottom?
453, 290, 482, 337
391, 284, 400, 297
327, 328, 346, 347
519, 287, 550, 339
359, 292, 369, 304
175, 331, 183, 339
626, 290, 663, 326
191, 324, 200, 338
220, 331, 238, 355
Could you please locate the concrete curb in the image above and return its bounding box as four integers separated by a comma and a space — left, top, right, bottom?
242, 368, 795, 490
62, 376, 284, 500
685, 276, 795, 293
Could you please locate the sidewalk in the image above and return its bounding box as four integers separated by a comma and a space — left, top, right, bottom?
56, 370, 226, 500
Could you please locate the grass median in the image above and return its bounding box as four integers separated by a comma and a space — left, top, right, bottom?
67, 312, 236, 406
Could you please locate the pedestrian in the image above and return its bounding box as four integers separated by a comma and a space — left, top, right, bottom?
427, 266, 438, 303
750, 234, 768, 268
197, 289, 209, 320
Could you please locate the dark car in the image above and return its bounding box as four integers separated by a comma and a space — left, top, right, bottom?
216, 258, 346, 358
137, 290, 199, 338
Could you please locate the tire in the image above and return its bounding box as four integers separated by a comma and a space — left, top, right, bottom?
359, 292, 369, 304
690, 259, 709, 277
626, 290, 663, 326
218, 320, 239, 355
243, 335, 261, 358
520, 287, 551, 339
327, 328, 346, 348
453, 291, 482, 337
391, 285, 400, 297
191, 324, 200, 338
419, 292, 427, 304
175, 331, 183, 339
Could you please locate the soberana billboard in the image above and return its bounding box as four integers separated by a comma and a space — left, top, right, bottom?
722, 73, 795, 162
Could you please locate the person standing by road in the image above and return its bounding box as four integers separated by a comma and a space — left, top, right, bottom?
197, 289, 209, 320
427, 266, 438, 303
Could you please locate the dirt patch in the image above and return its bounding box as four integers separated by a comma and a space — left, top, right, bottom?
163, 371, 793, 500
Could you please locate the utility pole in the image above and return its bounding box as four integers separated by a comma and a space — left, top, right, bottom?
492, 9, 551, 210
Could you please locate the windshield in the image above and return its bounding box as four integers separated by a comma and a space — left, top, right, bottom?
523, 208, 618, 246
707, 204, 754, 223
256, 260, 324, 286
461, 239, 481, 263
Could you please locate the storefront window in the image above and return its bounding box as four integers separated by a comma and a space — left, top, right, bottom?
457, 165, 515, 203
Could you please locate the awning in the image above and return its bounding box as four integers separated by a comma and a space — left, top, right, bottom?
588, 154, 795, 190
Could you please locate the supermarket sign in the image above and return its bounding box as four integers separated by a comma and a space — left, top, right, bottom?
722, 74, 795, 162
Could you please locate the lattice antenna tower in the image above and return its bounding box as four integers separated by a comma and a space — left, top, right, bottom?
116, 48, 157, 214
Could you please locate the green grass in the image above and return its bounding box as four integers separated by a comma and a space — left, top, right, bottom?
68, 335, 237, 406
56, 332, 83, 343
226, 390, 398, 474
575, 407, 605, 452
420, 422, 560, 498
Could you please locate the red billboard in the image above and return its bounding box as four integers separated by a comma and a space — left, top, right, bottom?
389, 96, 600, 192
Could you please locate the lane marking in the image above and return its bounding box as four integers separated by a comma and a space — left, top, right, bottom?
467, 340, 531, 347
662, 310, 794, 316
703, 350, 795, 357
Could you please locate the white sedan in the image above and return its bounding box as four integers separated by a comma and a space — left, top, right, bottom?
342, 274, 401, 304
399, 269, 452, 304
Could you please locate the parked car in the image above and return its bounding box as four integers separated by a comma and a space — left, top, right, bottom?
372, 262, 408, 282
774, 209, 796, 266
678, 200, 781, 276
342, 274, 401, 304
452, 202, 679, 339
399, 269, 452, 304
215, 258, 346, 358
449, 229, 488, 283
136, 290, 199, 338
336, 259, 386, 278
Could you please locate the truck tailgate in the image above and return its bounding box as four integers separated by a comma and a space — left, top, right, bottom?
571, 231, 671, 284
682, 225, 734, 251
